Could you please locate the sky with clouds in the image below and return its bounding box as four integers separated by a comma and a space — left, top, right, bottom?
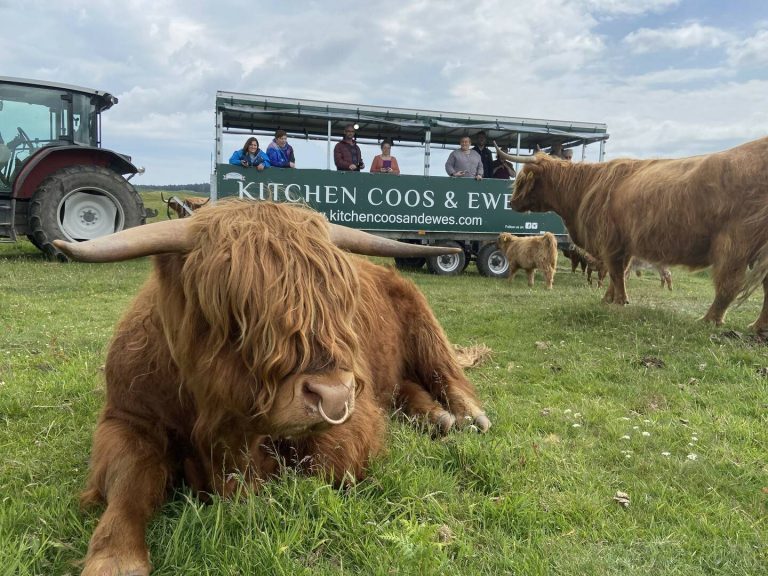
1, 0, 766, 184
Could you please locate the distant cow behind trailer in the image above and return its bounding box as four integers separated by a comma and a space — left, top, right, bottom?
161, 193, 210, 219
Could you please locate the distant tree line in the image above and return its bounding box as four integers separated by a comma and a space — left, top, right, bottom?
136, 183, 210, 194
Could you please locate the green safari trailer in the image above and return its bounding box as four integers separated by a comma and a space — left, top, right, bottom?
213, 92, 609, 276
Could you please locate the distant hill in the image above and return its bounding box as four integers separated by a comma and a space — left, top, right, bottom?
135, 183, 210, 194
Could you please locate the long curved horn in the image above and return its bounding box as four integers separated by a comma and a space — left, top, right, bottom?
52, 218, 193, 263
328, 224, 460, 256
54, 209, 462, 262
494, 141, 536, 163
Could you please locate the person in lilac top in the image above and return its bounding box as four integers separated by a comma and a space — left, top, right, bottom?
445, 136, 483, 180
266, 129, 296, 168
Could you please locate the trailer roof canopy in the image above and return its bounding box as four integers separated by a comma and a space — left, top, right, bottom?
216, 91, 608, 151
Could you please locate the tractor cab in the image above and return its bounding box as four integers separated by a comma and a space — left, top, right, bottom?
0, 77, 145, 257
0, 79, 113, 188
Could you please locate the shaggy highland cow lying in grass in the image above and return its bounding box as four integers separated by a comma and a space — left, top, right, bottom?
497, 232, 558, 289
54, 200, 491, 576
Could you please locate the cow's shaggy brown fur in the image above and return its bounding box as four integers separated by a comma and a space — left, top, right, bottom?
509, 137, 768, 330
77, 201, 489, 576
498, 232, 558, 289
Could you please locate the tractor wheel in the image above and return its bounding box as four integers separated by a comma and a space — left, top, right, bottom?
394, 257, 426, 271
476, 243, 509, 278
426, 241, 466, 276
29, 166, 145, 260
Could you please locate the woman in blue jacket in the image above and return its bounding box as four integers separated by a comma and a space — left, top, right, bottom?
229, 137, 271, 170
266, 129, 296, 168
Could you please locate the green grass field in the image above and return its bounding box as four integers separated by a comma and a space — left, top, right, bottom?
1, 201, 766, 575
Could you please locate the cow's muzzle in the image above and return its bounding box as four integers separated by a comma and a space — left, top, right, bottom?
303, 372, 355, 426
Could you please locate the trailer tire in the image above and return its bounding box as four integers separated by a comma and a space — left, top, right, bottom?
394, 257, 426, 271
476, 243, 509, 278
29, 166, 144, 260
426, 241, 466, 276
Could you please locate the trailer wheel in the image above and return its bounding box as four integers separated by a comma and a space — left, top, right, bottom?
426, 241, 466, 276
29, 166, 145, 260
394, 257, 426, 271
476, 243, 509, 278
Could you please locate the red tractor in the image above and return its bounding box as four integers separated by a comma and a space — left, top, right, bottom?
0, 77, 147, 259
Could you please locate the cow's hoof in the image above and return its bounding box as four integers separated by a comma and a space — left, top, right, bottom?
699, 314, 723, 326
473, 413, 491, 433
434, 411, 456, 434
458, 413, 491, 433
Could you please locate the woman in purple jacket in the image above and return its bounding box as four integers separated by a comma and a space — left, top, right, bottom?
266, 129, 296, 168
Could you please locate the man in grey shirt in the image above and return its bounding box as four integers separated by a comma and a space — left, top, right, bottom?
445, 136, 483, 180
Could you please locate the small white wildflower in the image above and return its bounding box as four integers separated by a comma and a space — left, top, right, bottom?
633, 425, 640, 430
661, 451, 671, 457
564, 409, 572, 414
574, 413, 582, 418
642, 431, 651, 437
621, 417, 631, 421
625, 454, 632, 458
643, 419, 651, 424
621, 435, 631, 440
687, 453, 698, 461
572, 423, 581, 428
688, 443, 695, 447
691, 436, 698, 442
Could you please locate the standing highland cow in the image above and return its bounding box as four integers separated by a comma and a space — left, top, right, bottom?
54, 201, 490, 576
496, 137, 768, 331
497, 231, 558, 289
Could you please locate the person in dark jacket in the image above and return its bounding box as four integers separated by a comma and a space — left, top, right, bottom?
229, 137, 271, 169
334, 125, 364, 171
472, 131, 494, 179
266, 129, 296, 168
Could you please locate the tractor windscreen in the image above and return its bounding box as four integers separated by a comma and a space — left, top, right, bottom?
0, 84, 100, 150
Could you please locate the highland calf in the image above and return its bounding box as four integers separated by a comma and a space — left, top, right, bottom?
498, 231, 558, 289
498, 137, 768, 331
54, 201, 490, 576
627, 258, 673, 290
563, 243, 588, 275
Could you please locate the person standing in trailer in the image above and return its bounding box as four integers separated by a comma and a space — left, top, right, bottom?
334, 124, 365, 171
229, 137, 271, 170
266, 130, 296, 168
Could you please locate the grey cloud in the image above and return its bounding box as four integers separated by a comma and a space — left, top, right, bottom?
2, 0, 766, 183
623, 22, 736, 54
